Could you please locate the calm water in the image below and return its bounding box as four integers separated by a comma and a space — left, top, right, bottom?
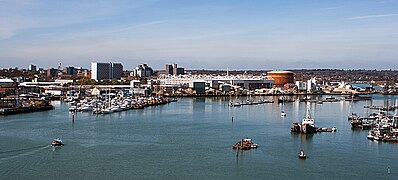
1, 95, 398, 179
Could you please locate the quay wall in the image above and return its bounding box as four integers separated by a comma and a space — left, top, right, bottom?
0, 105, 54, 115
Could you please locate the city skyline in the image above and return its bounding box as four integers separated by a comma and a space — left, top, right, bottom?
1, 0, 398, 70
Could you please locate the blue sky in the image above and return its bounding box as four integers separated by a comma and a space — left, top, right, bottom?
1, 0, 398, 70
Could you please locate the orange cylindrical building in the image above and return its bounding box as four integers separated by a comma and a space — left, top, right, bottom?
267, 71, 294, 86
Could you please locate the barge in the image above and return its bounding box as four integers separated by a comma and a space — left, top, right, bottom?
233, 138, 258, 150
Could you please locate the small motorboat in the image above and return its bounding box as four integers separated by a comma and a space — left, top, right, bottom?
231, 102, 242, 107
298, 151, 306, 159
51, 138, 64, 147
367, 131, 374, 140
281, 111, 286, 118
68, 106, 77, 111
251, 143, 259, 148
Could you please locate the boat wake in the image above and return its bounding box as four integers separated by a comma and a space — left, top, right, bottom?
0, 145, 50, 161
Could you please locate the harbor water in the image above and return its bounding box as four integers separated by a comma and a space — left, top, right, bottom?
1, 95, 398, 179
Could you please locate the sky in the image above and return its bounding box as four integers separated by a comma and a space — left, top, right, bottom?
0, 0, 398, 70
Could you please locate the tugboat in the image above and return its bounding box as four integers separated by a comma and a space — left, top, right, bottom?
298, 151, 306, 159
301, 103, 316, 134
51, 138, 64, 147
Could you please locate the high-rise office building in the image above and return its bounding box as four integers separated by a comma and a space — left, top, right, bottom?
165, 64, 173, 75
28, 64, 37, 71
165, 63, 184, 75
46, 68, 58, 77
134, 64, 154, 77
112, 63, 123, 79
91, 62, 123, 81
173, 64, 178, 75
63, 66, 77, 77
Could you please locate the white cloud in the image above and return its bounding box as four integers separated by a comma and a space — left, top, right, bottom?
323, 6, 346, 10
348, 13, 398, 20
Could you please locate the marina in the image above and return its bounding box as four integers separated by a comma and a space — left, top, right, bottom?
1, 95, 398, 179
64, 95, 176, 115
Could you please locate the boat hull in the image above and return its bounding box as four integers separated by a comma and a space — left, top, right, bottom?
301, 124, 316, 134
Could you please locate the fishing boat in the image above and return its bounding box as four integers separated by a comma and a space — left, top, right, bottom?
51, 138, 64, 147
298, 151, 306, 159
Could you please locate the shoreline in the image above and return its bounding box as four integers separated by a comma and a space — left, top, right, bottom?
163, 92, 396, 97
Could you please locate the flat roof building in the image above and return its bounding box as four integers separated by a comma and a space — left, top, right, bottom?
91, 62, 123, 81
165, 63, 184, 75
28, 64, 36, 71
157, 74, 274, 90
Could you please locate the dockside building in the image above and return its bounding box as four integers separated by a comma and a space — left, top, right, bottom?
157, 74, 274, 90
